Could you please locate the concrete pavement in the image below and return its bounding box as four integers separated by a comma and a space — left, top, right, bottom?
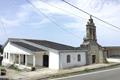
2, 63, 120, 80
53, 67, 120, 80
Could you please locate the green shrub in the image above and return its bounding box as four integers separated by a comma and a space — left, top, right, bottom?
84, 68, 89, 72
9, 64, 21, 71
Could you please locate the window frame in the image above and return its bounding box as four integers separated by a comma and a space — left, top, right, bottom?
67, 55, 71, 63
7, 53, 8, 59
77, 54, 81, 62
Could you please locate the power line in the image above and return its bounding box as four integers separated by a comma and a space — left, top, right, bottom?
39, 0, 87, 20
39, 0, 120, 33
0, 19, 8, 39
62, 0, 120, 31
39, 0, 120, 32
25, 0, 82, 39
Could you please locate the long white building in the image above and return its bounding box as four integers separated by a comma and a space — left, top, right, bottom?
2, 38, 87, 69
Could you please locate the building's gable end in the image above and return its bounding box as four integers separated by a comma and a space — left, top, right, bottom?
4, 42, 32, 55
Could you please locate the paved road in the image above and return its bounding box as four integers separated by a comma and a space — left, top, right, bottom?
53, 67, 120, 80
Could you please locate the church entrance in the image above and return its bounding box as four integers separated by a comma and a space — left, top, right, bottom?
92, 55, 96, 64
43, 55, 49, 67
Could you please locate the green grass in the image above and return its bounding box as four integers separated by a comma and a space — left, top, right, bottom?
8, 64, 21, 71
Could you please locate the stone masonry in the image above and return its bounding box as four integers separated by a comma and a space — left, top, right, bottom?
81, 16, 106, 65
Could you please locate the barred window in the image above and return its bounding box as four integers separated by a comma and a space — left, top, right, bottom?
7, 53, 8, 59
78, 54, 81, 62
67, 55, 70, 63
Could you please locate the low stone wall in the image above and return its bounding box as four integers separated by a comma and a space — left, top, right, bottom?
107, 58, 120, 63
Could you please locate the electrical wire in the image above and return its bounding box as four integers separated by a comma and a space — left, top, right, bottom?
62, 0, 120, 31
25, 0, 82, 39
39, 0, 87, 20
0, 20, 8, 39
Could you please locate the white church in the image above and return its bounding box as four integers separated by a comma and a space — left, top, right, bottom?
2, 17, 108, 70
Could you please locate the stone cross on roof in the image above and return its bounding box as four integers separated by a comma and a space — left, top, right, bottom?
87, 15, 95, 25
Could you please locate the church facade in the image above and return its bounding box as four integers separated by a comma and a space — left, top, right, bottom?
81, 16, 106, 64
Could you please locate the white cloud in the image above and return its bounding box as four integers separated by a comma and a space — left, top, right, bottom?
1, 11, 30, 27
1, 0, 120, 45
29, 0, 120, 26
0, 3, 33, 28
63, 20, 86, 30
1, 0, 120, 29
26, 18, 50, 26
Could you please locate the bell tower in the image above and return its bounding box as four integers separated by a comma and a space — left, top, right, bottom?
81, 16, 106, 64
85, 15, 97, 42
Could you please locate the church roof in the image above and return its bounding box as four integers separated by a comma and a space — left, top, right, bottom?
4, 38, 86, 52
11, 41, 45, 52
24, 39, 76, 50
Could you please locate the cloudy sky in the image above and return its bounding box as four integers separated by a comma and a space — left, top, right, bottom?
0, 0, 120, 47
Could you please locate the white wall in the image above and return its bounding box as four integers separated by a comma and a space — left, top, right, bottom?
9, 54, 14, 62
2, 42, 32, 66
107, 58, 120, 63
49, 51, 59, 69
35, 53, 44, 66
59, 52, 86, 69
109, 49, 120, 57
4, 42, 32, 55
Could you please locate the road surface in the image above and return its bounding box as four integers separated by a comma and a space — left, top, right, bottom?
52, 67, 120, 80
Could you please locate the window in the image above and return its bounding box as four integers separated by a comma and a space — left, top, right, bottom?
7, 53, 8, 59
78, 54, 81, 62
67, 55, 70, 63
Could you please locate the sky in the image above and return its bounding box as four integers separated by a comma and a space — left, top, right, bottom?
0, 0, 120, 47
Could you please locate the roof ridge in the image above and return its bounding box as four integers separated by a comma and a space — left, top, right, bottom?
42, 40, 74, 48
8, 38, 74, 48
7, 38, 82, 50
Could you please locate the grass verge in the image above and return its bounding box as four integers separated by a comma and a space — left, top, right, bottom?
8, 64, 21, 71
40, 63, 120, 80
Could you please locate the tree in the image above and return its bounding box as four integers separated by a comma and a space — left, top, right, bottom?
0, 44, 3, 54
0, 45, 3, 65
